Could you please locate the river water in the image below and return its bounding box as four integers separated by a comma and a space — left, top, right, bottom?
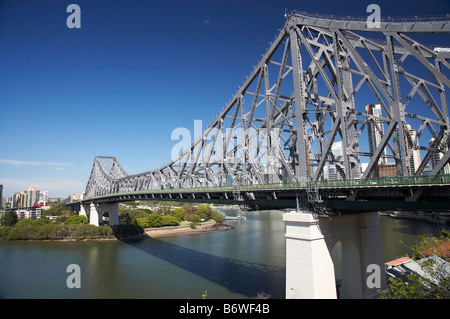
0, 209, 440, 299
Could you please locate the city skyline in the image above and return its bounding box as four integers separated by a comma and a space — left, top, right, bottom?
1, 0, 449, 197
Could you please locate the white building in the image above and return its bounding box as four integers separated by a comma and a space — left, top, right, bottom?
16, 207, 42, 219
406, 125, 421, 175
323, 141, 346, 180
429, 138, 450, 174
366, 104, 387, 165
39, 190, 48, 206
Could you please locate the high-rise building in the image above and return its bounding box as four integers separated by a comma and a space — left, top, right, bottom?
429, 138, 450, 174
13, 191, 26, 208
395, 124, 422, 175
324, 141, 346, 180
366, 104, 387, 166
12, 187, 40, 208
39, 190, 48, 206
331, 141, 344, 161
406, 125, 421, 175
324, 163, 346, 180
24, 187, 40, 207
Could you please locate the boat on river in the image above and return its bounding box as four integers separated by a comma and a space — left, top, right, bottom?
222, 215, 246, 220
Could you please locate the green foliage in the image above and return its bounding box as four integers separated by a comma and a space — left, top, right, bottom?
64, 215, 88, 225
1, 211, 18, 226
69, 224, 113, 240
111, 224, 144, 239
119, 209, 150, 222
188, 214, 201, 224
161, 215, 180, 226
154, 206, 172, 215
135, 217, 151, 228
119, 212, 132, 225
181, 203, 196, 216
136, 214, 163, 228
147, 214, 162, 227
16, 218, 53, 226
410, 229, 450, 261
379, 274, 426, 299
379, 230, 450, 299
171, 208, 186, 221
212, 211, 224, 223
0, 226, 13, 238
42, 203, 74, 217
0, 219, 114, 240
196, 204, 213, 220
56, 215, 69, 223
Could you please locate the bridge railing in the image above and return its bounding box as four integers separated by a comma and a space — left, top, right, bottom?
287, 10, 450, 23
232, 174, 450, 191
86, 174, 450, 200
298, 174, 450, 190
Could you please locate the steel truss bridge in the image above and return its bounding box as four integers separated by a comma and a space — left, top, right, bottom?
81, 11, 450, 213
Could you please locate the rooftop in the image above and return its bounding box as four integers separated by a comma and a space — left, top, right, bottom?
386, 257, 412, 266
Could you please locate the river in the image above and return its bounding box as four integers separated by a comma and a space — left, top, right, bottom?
0, 209, 440, 299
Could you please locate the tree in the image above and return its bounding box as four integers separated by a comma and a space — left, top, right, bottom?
147, 214, 162, 227
1, 211, 18, 226
212, 211, 224, 223
379, 230, 450, 299
155, 206, 171, 216
196, 204, 213, 220
171, 208, 186, 221
119, 209, 150, 222
119, 212, 132, 225
64, 215, 88, 225
161, 215, 180, 226
135, 217, 151, 228
136, 214, 163, 228
181, 203, 196, 216
188, 214, 201, 224
42, 203, 72, 217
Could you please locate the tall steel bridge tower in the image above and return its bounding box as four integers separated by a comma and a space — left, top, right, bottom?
85, 12, 450, 206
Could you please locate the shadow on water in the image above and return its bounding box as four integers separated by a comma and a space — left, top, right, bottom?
381, 216, 440, 236
121, 237, 285, 299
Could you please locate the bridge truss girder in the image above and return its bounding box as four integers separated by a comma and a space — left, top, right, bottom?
85, 13, 450, 202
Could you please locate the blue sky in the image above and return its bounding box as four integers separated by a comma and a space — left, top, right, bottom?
0, 0, 449, 197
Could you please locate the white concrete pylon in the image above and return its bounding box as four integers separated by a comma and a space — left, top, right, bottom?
283, 211, 337, 299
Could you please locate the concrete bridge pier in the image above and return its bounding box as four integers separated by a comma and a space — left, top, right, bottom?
284, 211, 386, 299
79, 202, 119, 226
80, 203, 89, 219
284, 211, 337, 299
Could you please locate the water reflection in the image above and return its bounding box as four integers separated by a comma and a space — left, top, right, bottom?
379, 215, 440, 262
123, 237, 286, 298
0, 212, 440, 299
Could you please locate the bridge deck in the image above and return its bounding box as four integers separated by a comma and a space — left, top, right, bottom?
73, 174, 450, 212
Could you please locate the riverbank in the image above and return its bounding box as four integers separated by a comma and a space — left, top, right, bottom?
143, 220, 233, 238
381, 211, 450, 228
0, 220, 234, 241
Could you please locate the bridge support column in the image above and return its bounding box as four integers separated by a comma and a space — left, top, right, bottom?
89, 203, 102, 226
79, 203, 89, 218
283, 211, 337, 299
88, 203, 119, 226
319, 212, 387, 299
100, 203, 119, 226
